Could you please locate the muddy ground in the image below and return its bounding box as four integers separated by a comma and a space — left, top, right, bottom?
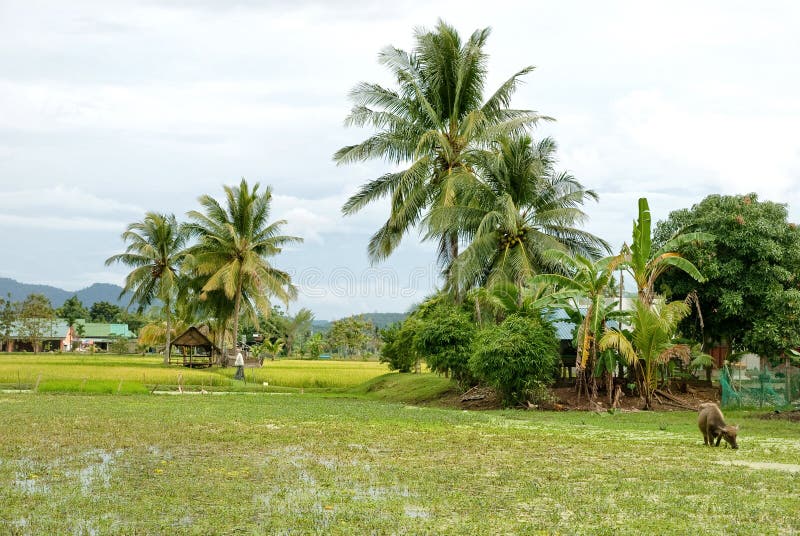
451, 383, 722, 412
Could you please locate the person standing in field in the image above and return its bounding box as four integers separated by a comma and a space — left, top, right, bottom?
234, 348, 245, 381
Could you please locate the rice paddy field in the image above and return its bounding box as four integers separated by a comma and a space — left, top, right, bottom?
1, 355, 799, 534
0, 354, 390, 392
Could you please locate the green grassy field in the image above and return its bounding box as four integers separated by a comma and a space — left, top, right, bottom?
1, 388, 798, 535
0, 354, 390, 391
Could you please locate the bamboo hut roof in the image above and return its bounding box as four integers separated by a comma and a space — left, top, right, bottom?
171, 327, 219, 350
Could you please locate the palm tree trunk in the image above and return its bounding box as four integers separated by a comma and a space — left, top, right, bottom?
218, 320, 227, 367
443, 233, 460, 298
641, 360, 653, 410
231, 277, 243, 364
589, 342, 598, 401
449, 233, 459, 268
164, 303, 171, 366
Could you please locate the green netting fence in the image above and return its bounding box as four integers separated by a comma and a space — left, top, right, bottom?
720, 362, 800, 409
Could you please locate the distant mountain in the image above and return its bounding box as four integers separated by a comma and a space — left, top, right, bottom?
359, 312, 408, 329
0, 277, 132, 308
310, 320, 331, 333
312, 312, 408, 333
0, 278, 410, 324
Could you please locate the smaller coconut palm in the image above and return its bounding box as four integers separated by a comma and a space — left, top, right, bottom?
186, 179, 301, 356
430, 135, 608, 295
105, 212, 187, 364
599, 298, 692, 410
466, 279, 579, 327
281, 308, 314, 356
257, 338, 285, 364
137, 312, 190, 357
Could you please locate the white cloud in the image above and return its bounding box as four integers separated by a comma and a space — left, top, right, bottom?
0, 80, 344, 134
0, 185, 143, 215
614, 90, 800, 198
0, 213, 127, 231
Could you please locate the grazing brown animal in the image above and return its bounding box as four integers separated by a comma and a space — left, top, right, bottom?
698, 402, 739, 449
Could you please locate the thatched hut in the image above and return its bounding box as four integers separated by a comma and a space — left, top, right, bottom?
170, 327, 219, 368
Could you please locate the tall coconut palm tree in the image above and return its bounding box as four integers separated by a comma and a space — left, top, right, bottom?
335, 20, 544, 271
430, 135, 609, 295
186, 179, 301, 358
105, 212, 187, 364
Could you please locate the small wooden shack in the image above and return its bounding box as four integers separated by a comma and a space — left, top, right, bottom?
170, 327, 219, 368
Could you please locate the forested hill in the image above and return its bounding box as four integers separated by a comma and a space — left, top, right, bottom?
0, 278, 408, 324
312, 312, 408, 332
0, 278, 132, 308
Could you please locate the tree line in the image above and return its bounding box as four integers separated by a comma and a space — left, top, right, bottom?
0, 293, 144, 353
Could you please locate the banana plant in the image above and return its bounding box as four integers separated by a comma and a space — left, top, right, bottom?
600, 298, 692, 409
625, 198, 711, 307
530, 250, 624, 400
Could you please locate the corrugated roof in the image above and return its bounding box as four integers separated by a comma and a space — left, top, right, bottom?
546, 307, 625, 341
74, 320, 135, 338
553, 320, 576, 341
6, 319, 70, 339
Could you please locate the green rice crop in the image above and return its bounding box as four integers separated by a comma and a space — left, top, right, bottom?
0, 354, 389, 391
223, 359, 391, 388
37, 379, 149, 395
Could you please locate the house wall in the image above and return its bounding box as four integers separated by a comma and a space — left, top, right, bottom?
11, 338, 64, 352
709, 345, 731, 368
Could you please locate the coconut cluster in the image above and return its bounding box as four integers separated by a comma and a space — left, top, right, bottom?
499, 228, 526, 249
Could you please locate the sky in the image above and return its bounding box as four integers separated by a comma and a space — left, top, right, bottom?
1, 0, 799, 319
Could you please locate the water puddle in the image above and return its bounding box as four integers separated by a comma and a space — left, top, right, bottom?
68, 450, 120, 494
716, 460, 800, 473
14, 477, 49, 495
404, 506, 430, 519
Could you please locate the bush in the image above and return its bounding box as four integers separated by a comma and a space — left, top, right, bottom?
414, 304, 477, 388
469, 314, 559, 406
109, 336, 130, 355
379, 321, 418, 373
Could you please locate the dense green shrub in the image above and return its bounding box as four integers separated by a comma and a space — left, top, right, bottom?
414, 304, 477, 388
109, 335, 130, 355
469, 313, 559, 406
379, 320, 419, 373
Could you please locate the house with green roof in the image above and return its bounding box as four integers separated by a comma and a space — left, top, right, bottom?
74, 319, 136, 351
3, 319, 74, 352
